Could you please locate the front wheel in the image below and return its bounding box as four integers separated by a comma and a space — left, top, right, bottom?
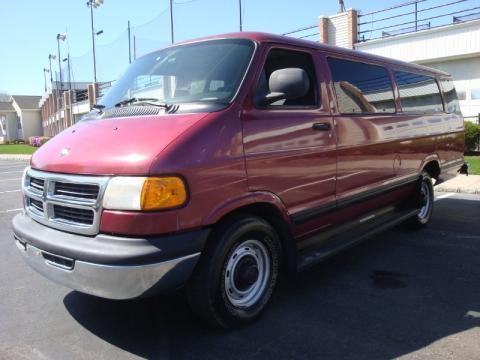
186, 215, 281, 330
406, 172, 434, 229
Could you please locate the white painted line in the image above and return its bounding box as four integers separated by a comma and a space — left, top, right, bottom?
0, 171, 24, 174
0, 189, 21, 194
0, 178, 22, 182
435, 193, 455, 201
0, 208, 22, 214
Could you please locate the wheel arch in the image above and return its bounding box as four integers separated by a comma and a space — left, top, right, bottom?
203, 193, 297, 272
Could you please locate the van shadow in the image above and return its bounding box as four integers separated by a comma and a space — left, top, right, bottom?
63, 197, 480, 359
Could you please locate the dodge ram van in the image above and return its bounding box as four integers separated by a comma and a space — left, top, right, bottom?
13, 32, 464, 329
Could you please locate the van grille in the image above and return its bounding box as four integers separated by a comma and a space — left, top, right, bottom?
29, 177, 45, 193
29, 198, 44, 214
23, 169, 109, 236
54, 205, 94, 225
54, 182, 99, 200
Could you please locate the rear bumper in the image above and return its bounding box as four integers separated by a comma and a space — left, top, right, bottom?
12, 213, 209, 300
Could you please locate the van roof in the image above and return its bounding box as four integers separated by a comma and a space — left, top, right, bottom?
175, 32, 450, 78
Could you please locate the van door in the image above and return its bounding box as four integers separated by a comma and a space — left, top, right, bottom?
326, 57, 402, 217
242, 47, 336, 237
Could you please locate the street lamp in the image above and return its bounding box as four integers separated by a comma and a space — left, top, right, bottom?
56, 33, 67, 92
87, 0, 104, 84
48, 54, 56, 84
43, 68, 50, 93
62, 56, 72, 91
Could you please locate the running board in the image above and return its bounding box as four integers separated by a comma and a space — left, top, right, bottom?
297, 207, 419, 272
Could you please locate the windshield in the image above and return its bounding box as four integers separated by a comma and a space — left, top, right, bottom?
99, 38, 255, 109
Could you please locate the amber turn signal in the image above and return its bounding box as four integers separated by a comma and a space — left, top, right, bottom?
140, 177, 187, 210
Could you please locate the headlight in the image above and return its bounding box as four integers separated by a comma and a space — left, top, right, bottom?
103, 176, 187, 211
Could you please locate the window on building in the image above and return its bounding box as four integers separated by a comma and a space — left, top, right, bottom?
254, 48, 318, 107
0, 115, 6, 136
395, 71, 443, 114
471, 89, 480, 100
440, 79, 462, 115
327, 57, 395, 114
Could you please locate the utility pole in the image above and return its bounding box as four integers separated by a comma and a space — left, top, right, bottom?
170, 0, 174, 44
43, 68, 49, 93
87, 0, 103, 84
239, 0, 243, 32
128, 20, 132, 63
56, 34, 64, 92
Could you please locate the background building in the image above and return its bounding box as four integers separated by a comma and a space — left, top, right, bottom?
0, 94, 43, 143
286, 0, 480, 121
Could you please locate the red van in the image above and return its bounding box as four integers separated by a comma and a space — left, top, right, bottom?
13, 32, 464, 329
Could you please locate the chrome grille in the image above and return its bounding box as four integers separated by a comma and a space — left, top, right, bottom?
54, 205, 94, 225
29, 177, 44, 193
29, 198, 44, 214
23, 168, 110, 236
54, 182, 99, 200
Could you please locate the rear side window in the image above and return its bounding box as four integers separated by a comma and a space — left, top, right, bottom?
440, 79, 462, 115
327, 58, 395, 114
394, 71, 443, 114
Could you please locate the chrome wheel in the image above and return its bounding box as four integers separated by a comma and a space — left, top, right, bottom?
224, 239, 271, 308
418, 180, 432, 221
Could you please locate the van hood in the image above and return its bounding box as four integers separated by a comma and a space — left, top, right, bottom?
31, 113, 208, 175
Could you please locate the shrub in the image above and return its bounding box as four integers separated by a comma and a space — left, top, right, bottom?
39, 137, 50, 146
465, 121, 480, 152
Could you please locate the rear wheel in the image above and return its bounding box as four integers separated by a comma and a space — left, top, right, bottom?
406, 172, 434, 228
187, 215, 281, 330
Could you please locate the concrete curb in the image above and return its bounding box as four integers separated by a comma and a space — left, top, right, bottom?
0, 154, 32, 161
435, 175, 480, 195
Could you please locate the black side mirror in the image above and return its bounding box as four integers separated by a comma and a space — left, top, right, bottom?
256, 68, 310, 106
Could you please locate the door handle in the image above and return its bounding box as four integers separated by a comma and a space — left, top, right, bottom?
312, 122, 331, 131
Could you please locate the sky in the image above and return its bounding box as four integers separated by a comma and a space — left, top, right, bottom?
0, 0, 421, 95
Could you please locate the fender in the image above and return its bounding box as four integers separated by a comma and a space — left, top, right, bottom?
202, 191, 291, 227
419, 153, 440, 175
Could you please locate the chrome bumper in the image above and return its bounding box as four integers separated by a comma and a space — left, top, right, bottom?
16, 239, 200, 300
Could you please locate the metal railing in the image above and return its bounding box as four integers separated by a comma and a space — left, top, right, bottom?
358, 0, 480, 42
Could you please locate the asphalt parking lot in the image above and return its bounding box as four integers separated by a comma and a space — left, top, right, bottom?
1, 158, 480, 360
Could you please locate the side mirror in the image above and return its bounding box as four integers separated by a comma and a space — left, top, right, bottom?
256, 68, 310, 106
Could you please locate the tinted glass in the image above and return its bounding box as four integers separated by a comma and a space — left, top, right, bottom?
255, 49, 318, 107
328, 58, 395, 114
471, 89, 480, 100
395, 71, 443, 113
99, 39, 255, 109
440, 79, 462, 115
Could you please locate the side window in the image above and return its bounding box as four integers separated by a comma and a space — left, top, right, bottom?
327, 57, 395, 114
394, 71, 443, 114
440, 79, 462, 115
254, 49, 318, 107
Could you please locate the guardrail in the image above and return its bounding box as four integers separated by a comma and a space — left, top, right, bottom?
358, 0, 480, 42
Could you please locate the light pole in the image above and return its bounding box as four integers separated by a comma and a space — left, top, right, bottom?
56, 33, 66, 92
170, 0, 174, 44
87, 0, 104, 84
239, 0, 243, 32
48, 54, 56, 83
43, 68, 50, 93
62, 55, 72, 91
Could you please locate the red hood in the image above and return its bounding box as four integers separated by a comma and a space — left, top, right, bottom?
31, 113, 208, 175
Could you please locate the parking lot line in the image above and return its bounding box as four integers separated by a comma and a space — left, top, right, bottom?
0, 190, 21, 194
0, 208, 22, 214
0, 178, 22, 182
435, 193, 455, 201
0, 171, 24, 174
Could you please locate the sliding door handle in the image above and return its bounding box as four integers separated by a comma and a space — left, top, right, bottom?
312, 122, 331, 131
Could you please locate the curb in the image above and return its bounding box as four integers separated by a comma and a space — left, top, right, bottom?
436, 187, 480, 195
0, 154, 32, 161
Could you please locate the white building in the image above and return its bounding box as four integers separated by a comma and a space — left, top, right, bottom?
298, 1, 480, 120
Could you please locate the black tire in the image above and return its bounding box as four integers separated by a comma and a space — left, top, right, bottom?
186, 215, 281, 330
406, 172, 434, 229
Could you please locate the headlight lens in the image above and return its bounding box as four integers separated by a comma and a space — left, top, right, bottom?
103, 176, 187, 211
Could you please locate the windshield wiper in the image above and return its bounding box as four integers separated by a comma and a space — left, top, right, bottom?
114, 97, 170, 109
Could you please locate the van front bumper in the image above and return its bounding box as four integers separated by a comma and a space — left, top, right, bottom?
12, 213, 209, 300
